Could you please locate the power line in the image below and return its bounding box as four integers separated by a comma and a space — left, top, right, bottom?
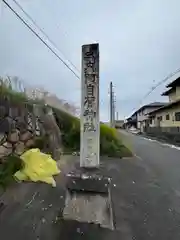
2, 0, 80, 80
130, 67, 180, 115
141, 67, 180, 101
47, 1, 71, 41
12, 0, 80, 74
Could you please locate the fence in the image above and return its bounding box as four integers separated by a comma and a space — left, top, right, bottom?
145, 126, 180, 145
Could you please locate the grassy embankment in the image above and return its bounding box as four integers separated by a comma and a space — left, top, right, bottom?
53, 108, 132, 158
0, 81, 132, 189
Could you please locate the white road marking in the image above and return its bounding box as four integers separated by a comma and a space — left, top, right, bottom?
142, 137, 180, 151
134, 154, 143, 161
161, 143, 180, 150
142, 137, 158, 143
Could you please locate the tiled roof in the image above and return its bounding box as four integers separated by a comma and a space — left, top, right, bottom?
166, 76, 180, 88
148, 99, 180, 115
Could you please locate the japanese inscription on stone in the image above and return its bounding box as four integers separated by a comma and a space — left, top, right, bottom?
80, 43, 99, 167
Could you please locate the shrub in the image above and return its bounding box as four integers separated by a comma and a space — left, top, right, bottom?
0, 155, 22, 189
0, 79, 132, 159
53, 108, 132, 157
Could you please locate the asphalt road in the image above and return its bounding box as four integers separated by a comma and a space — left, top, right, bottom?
117, 130, 180, 239
122, 130, 180, 194
1, 134, 180, 239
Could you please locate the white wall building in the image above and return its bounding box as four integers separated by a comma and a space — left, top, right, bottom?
136, 102, 166, 132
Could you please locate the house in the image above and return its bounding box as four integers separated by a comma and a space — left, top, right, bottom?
126, 113, 137, 128
148, 77, 180, 128
162, 77, 180, 102
133, 102, 165, 132
125, 102, 165, 131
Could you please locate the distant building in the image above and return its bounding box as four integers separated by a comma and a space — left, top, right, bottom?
126, 113, 137, 128
148, 77, 180, 128
136, 102, 166, 132
127, 102, 165, 131
115, 120, 124, 128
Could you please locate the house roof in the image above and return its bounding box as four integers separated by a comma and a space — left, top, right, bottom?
126, 117, 137, 123
166, 76, 180, 88
126, 117, 132, 121
132, 102, 166, 115
145, 102, 166, 107
161, 87, 175, 96
148, 99, 180, 116
127, 102, 166, 120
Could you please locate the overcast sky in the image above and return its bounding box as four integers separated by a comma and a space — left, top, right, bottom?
1, 0, 180, 121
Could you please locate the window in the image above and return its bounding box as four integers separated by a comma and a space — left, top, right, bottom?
166, 114, 170, 120
157, 116, 162, 121
175, 112, 180, 121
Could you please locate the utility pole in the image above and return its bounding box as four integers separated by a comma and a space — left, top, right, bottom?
110, 82, 116, 128
116, 111, 118, 121
110, 82, 113, 127
112, 91, 115, 127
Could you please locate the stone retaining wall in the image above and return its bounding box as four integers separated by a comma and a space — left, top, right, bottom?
0, 95, 62, 161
